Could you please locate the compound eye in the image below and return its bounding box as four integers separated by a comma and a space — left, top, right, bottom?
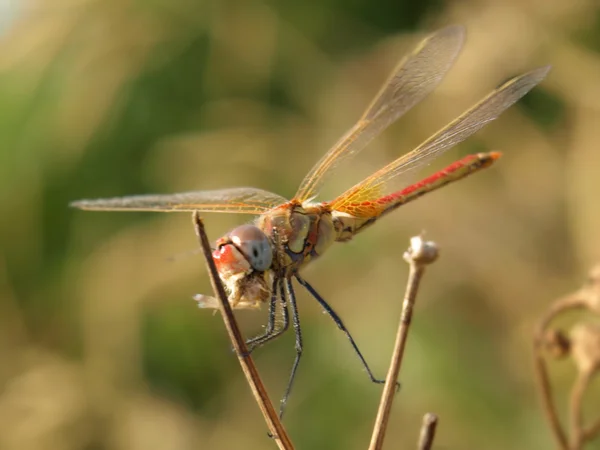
229, 224, 272, 271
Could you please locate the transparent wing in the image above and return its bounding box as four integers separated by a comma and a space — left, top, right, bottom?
70, 187, 289, 214
330, 66, 551, 214
293, 25, 466, 202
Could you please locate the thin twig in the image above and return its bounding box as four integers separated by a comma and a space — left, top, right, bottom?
538, 293, 587, 334
417, 413, 438, 450
368, 236, 439, 450
569, 370, 593, 450
193, 212, 294, 450
532, 343, 568, 450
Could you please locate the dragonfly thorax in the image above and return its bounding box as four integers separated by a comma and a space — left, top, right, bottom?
257, 203, 337, 274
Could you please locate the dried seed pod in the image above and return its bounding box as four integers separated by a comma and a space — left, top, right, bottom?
569, 323, 600, 376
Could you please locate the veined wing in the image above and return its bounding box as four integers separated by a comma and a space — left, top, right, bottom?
70, 187, 288, 214
330, 65, 551, 216
293, 25, 466, 202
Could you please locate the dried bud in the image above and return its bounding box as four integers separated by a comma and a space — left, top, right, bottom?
403, 235, 439, 265
569, 323, 600, 376
543, 329, 571, 359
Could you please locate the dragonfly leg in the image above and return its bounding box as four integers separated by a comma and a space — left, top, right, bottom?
245, 277, 278, 349
246, 277, 290, 351
295, 274, 390, 386
278, 277, 303, 420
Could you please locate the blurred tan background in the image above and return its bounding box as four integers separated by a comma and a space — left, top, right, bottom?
1, 0, 599, 449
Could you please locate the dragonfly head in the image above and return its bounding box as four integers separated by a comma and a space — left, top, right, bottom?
196, 224, 274, 310
213, 224, 273, 276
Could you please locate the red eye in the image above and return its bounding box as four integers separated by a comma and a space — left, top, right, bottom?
213, 244, 250, 275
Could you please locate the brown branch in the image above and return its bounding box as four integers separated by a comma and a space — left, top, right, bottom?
193, 212, 294, 450
417, 413, 438, 450
368, 236, 439, 450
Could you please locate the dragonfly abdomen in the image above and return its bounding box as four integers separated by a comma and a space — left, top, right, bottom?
331, 152, 500, 241
377, 151, 501, 216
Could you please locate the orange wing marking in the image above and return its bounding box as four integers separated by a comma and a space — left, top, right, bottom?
330, 66, 550, 218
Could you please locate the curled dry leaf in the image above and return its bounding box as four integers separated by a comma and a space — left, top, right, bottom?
534, 264, 600, 450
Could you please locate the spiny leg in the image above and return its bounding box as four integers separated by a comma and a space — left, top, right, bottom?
279, 277, 303, 420
245, 276, 279, 350
295, 274, 387, 385
246, 277, 290, 351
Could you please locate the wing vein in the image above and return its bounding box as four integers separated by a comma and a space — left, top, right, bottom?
293, 25, 466, 202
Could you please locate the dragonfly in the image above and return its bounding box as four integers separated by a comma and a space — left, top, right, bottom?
71, 25, 549, 418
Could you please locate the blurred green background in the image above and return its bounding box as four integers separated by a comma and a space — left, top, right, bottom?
1, 0, 600, 449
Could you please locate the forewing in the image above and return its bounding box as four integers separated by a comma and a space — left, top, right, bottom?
71, 187, 288, 214
331, 66, 551, 215
294, 25, 466, 202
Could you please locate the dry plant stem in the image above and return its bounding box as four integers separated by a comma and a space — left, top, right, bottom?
583, 419, 600, 441
192, 212, 294, 450
538, 294, 587, 332
533, 294, 588, 450
368, 237, 438, 450
417, 413, 438, 450
569, 370, 593, 450
532, 346, 568, 450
